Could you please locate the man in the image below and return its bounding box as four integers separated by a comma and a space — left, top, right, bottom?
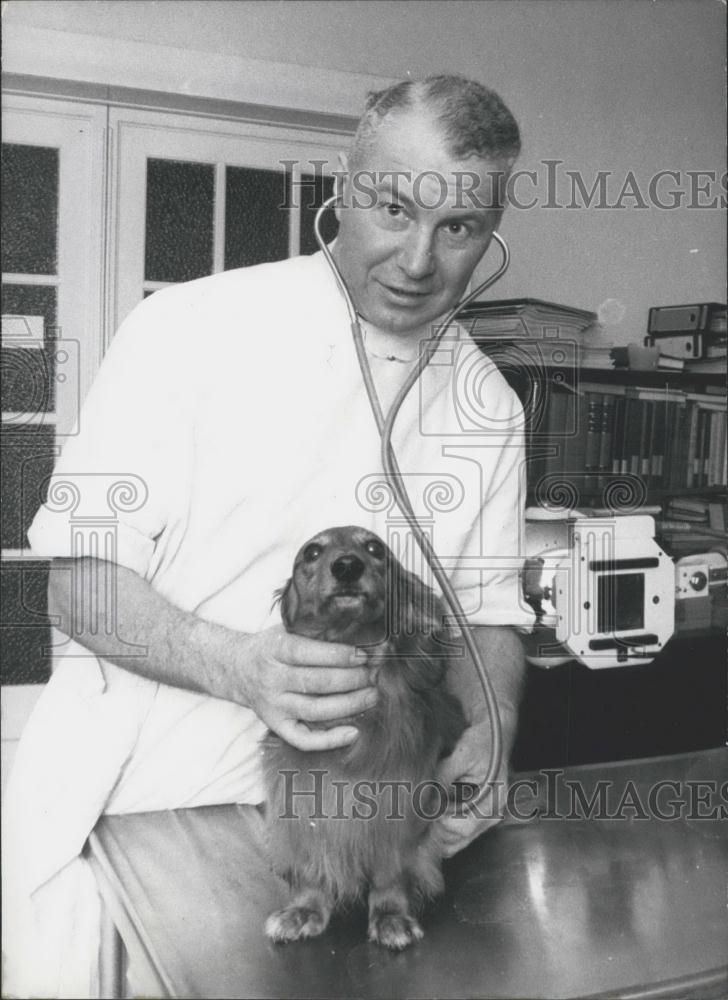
3, 75, 531, 997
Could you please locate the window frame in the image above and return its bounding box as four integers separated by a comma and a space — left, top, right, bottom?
0, 91, 354, 769
1, 95, 107, 767
2, 94, 107, 438
107, 106, 346, 335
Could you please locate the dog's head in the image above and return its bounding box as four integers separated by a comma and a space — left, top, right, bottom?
276, 526, 445, 650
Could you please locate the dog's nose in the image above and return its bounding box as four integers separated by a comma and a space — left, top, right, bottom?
330, 555, 365, 584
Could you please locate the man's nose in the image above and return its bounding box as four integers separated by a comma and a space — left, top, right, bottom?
330, 555, 365, 584
398, 228, 436, 281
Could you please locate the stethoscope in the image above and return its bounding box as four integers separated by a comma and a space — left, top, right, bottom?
314, 194, 511, 802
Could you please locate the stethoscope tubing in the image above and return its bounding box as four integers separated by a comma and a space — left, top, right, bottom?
315, 194, 511, 801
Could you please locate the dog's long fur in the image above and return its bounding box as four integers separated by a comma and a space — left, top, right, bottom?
262, 526, 466, 950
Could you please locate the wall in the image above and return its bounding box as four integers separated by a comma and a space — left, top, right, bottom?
3, 0, 726, 341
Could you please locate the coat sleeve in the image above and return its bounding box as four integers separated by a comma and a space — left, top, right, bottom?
28, 288, 194, 578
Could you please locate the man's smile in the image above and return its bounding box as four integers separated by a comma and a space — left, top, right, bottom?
377, 279, 433, 304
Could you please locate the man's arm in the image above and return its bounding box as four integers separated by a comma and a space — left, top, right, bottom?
447, 626, 525, 763
435, 625, 526, 855
47, 557, 378, 751
446, 624, 525, 728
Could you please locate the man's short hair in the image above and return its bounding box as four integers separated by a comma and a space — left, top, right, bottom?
351, 74, 521, 167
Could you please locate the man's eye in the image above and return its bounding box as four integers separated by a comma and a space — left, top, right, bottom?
303, 543, 322, 563
365, 539, 385, 559
384, 203, 404, 217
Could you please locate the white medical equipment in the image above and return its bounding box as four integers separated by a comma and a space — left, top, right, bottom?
522, 508, 727, 668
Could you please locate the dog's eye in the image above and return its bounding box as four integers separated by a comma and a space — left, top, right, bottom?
302, 543, 323, 563
364, 539, 385, 559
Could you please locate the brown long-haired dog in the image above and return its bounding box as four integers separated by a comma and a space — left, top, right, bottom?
262, 525, 466, 950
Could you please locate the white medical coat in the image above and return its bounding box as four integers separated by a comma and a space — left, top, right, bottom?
3, 250, 532, 996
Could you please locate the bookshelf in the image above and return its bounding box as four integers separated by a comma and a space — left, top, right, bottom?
482, 353, 726, 769
562, 366, 724, 391
487, 356, 727, 547
469, 309, 726, 766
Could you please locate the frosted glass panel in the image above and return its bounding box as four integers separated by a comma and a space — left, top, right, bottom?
1, 144, 59, 275
224, 166, 289, 270
0, 562, 51, 684
1, 285, 58, 413
0, 426, 56, 550
144, 159, 214, 282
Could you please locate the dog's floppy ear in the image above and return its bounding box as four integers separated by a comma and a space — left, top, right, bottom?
272, 578, 298, 631
389, 560, 451, 688
392, 561, 444, 637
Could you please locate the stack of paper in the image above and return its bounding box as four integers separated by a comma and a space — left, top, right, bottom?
457, 298, 597, 340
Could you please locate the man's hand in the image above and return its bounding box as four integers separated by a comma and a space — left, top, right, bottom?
48, 559, 378, 753
432, 720, 508, 858
435, 626, 525, 857
229, 625, 378, 752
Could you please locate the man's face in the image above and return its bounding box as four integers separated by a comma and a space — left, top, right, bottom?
332, 108, 506, 339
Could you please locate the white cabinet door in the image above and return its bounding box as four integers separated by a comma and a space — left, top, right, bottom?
1, 96, 106, 785
2, 95, 106, 437
1, 96, 351, 777
108, 107, 345, 333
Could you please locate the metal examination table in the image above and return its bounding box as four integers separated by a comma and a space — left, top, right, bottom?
86, 748, 728, 999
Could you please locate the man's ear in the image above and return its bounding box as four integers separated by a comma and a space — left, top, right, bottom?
334, 151, 349, 222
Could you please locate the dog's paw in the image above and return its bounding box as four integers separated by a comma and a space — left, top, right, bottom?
265, 905, 328, 943
368, 911, 424, 951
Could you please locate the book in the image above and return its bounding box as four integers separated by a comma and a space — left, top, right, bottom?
598, 393, 616, 482
532, 390, 570, 495
640, 401, 654, 483
666, 497, 710, 518
708, 501, 726, 533
670, 403, 687, 491
611, 395, 626, 474
645, 332, 727, 362
647, 302, 727, 336
660, 534, 726, 556
657, 520, 725, 535
685, 405, 699, 487
645, 333, 705, 359
524, 368, 726, 502
580, 346, 618, 369
656, 354, 685, 371
562, 393, 589, 484
625, 396, 642, 476
460, 298, 597, 341
706, 340, 728, 358
665, 509, 708, 524
684, 357, 727, 375
650, 396, 667, 488
686, 390, 727, 409
709, 409, 727, 487
584, 393, 602, 473
699, 409, 712, 487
